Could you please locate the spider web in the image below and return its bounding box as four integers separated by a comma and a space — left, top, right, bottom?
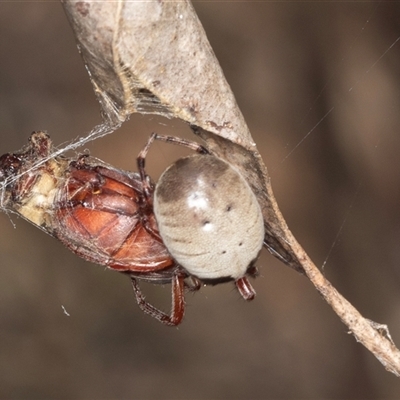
270, 1, 400, 271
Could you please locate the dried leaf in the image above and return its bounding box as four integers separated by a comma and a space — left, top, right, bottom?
61, 0, 298, 267
60, 0, 400, 376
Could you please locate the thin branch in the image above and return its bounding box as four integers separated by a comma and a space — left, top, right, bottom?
61, 0, 400, 375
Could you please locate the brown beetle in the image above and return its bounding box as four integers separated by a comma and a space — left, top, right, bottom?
0, 131, 263, 326
0, 132, 192, 325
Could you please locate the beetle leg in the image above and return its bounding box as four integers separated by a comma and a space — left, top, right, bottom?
130, 274, 185, 326
29, 131, 51, 158
235, 277, 256, 301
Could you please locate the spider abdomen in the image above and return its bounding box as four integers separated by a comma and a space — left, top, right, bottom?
154, 154, 264, 280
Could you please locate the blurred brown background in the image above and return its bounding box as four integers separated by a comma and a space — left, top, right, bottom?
1, 1, 400, 398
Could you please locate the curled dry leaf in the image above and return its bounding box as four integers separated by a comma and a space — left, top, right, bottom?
61, 0, 297, 269
57, 0, 400, 375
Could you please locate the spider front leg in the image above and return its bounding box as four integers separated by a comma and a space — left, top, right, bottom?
136, 132, 209, 201
130, 272, 186, 326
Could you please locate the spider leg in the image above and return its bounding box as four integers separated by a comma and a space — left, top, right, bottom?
130, 273, 186, 326
235, 277, 256, 301
140, 215, 164, 243
185, 276, 202, 292
136, 133, 156, 201
246, 264, 259, 278
137, 132, 209, 201
150, 133, 209, 154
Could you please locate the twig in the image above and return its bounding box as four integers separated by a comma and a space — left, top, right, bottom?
61, 0, 400, 376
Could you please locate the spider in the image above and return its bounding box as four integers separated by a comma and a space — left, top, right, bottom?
0, 131, 264, 325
